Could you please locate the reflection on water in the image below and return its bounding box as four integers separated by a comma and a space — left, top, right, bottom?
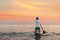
34, 33, 41, 40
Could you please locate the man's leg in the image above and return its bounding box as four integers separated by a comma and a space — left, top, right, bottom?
35, 29, 37, 33
38, 27, 40, 33
39, 29, 40, 33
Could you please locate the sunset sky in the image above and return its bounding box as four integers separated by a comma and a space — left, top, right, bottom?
0, 0, 60, 25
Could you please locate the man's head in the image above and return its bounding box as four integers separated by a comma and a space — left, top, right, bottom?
36, 17, 39, 20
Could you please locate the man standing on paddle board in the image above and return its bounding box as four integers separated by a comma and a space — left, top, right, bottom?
35, 17, 43, 33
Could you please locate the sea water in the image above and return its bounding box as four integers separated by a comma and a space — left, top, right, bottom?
0, 24, 60, 33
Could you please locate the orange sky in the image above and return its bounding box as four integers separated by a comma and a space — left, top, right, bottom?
0, 0, 60, 24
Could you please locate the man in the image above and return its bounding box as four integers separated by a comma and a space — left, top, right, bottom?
35, 17, 41, 33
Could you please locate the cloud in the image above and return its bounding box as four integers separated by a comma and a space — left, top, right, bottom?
0, 0, 13, 11
11, 0, 48, 16
0, 0, 60, 24
13, 0, 48, 11
47, 3, 60, 13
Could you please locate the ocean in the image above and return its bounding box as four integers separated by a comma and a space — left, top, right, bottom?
0, 25, 60, 40
0, 25, 60, 33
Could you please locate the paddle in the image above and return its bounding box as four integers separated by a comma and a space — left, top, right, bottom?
40, 24, 47, 34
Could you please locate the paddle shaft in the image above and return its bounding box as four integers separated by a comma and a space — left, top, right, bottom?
40, 23, 43, 31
